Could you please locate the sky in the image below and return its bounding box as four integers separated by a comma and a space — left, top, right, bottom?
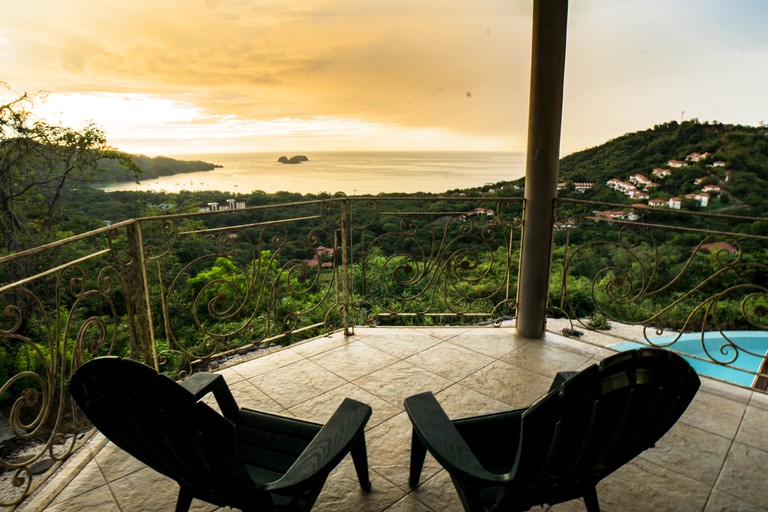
1, 0, 767, 156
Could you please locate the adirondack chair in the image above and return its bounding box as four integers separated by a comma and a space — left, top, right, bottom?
69, 356, 372, 512
404, 348, 700, 512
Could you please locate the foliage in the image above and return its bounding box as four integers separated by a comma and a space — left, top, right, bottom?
0, 87, 141, 252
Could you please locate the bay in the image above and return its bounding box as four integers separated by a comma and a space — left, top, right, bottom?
103, 151, 525, 195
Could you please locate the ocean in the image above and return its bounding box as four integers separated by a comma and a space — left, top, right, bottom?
103, 151, 526, 195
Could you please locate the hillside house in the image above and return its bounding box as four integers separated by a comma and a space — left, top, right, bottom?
667, 160, 686, 168
702, 185, 722, 195
573, 182, 593, 192
648, 199, 667, 208
652, 168, 673, 178
686, 152, 712, 162
304, 245, 335, 268
685, 192, 710, 207
668, 197, 682, 209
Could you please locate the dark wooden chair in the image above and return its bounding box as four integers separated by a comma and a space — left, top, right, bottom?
404, 348, 700, 511
69, 356, 372, 512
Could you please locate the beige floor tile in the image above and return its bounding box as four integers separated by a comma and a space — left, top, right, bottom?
95, 443, 146, 483
231, 348, 306, 380
640, 422, 731, 487
735, 403, 768, 451
405, 341, 495, 382
705, 489, 768, 511
311, 341, 401, 381
48, 460, 108, 506
595, 458, 711, 512
313, 459, 404, 512
359, 330, 443, 359
365, 412, 442, 491
384, 493, 440, 512
433, 382, 519, 419
289, 382, 402, 428
247, 358, 346, 408
353, 360, 453, 407
459, 359, 552, 408
444, 328, 531, 358
501, 340, 594, 378
44, 484, 120, 512
715, 442, 768, 509
681, 388, 747, 439
409, 470, 464, 512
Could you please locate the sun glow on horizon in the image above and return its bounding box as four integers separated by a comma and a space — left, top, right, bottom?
27, 92, 514, 156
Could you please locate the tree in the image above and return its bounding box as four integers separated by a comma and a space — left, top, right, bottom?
0, 85, 140, 252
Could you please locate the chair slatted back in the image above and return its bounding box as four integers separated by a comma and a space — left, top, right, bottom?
236, 408, 322, 481
70, 357, 248, 491
513, 349, 699, 497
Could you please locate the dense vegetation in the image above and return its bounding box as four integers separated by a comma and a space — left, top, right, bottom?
2, 111, 767, 400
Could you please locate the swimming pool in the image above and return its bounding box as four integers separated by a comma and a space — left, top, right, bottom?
614, 331, 768, 387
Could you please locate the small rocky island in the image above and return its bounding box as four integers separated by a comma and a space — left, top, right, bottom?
277, 155, 309, 164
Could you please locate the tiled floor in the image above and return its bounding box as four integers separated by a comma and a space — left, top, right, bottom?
19, 327, 768, 511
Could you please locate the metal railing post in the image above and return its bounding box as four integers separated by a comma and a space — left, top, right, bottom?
516, 0, 569, 338
125, 221, 158, 368
341, 198, 352, 335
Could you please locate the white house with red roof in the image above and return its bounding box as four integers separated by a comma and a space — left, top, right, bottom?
668, 197, 682, 209
667, 160, 686, 168
652, 168, 673, 178
685, 192, 710, 207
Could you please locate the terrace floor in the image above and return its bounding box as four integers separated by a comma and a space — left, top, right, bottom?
20, 326, 768, 511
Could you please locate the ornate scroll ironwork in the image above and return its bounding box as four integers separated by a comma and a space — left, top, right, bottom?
554, 198, 768, 388
349, 197, 523, 326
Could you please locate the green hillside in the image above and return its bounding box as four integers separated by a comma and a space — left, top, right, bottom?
98, 154, 220, 182
556, 120, 768, 214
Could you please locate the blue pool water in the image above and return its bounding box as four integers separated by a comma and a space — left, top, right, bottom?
614, 331, 768, 387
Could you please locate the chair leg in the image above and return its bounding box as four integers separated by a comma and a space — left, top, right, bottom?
175, 486, 194, 512
351, 433, 371, 492
409, 430, 427, 489
583, 487, 600, 512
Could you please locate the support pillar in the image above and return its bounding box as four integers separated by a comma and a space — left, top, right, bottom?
516, 0, 569, 338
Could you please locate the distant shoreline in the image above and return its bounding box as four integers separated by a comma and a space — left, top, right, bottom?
102, 151, 526, 196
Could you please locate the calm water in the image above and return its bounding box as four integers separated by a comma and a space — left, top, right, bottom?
104, 151, 525, 195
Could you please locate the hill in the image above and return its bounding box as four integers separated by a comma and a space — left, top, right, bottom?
98, 154, 220, 182
556, 120, 768, 214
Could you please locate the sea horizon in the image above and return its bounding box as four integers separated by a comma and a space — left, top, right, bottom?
104, 151, 526, 196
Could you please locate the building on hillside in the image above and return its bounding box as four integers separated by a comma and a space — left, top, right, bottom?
648, 199, 667, 208
629, 174, 653, 187
712, 161, 727, 168
627, 190, 649, 200
304, 245, 335, 268
652, 168, 673, 178
686, 152, 712, 163
199, 199, 247, 213
667, 160, 686, 168
702, 185, 722, 195
668, 197, 682, 209
573, 182, 593, 192
595, 210, 639, 222
685, 192, 710, 207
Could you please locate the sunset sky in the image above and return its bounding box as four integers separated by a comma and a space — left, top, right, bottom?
2, 0, 767, 156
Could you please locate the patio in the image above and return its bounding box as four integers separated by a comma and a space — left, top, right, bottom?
19, 326, 768, 512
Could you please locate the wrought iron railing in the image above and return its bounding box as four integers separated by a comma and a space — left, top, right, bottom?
552, 198, 768, 389
0, 196, 522, 506
2, 194, 767, 506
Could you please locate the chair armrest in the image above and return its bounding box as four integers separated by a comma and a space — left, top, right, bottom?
265, 398, 372, 492
404, 392, 510, 485
180, 373, 239, 419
